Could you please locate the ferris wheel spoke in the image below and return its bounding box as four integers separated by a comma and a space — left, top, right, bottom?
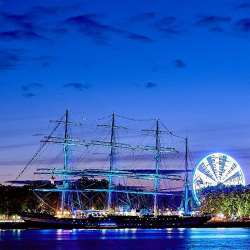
224, 173, 241, 185
222, 167, 241, 184
221, 162, 236, 183
194, 170, 217, 187
202, 160, 218, 182
218, 155, 227, 182
213, 154, 220, 181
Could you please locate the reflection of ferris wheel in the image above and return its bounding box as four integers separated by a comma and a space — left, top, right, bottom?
193, 153, 245, 204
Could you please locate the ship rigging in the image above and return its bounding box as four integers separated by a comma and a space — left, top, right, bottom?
15, 110, 193, 217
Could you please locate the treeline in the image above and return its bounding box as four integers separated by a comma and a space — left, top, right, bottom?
0, 177, 183, 215
200, 184, 250, 218
0, 184, 39, 215
0, 178, 108, 215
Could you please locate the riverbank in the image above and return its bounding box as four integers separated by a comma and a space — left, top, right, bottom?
1, 220, 250, 229
203, 220, 250, 228
0, 222, 26, 229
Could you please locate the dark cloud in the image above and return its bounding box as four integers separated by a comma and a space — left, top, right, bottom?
0, 11, 46, 41
64, 14, 123, 44
22, 92, 36, 98
0, 50, 52, 72
64, 82, 91, 91
0, 30, 44, 40
0, 4, 82, 42
130, 12, 157, 22
195, 16, 231, 26
64, 14, 153, 44
127, 32, 153, 42
174, 59, 186, 69
21, 83, 43, 92
145, 82, 157, 88
0, 4, 78, 24
134, 82, 158, 89
154, 16, 181, 36
235, 2, 250, 9
0, 8, 152, 44
0, 49, 22, 71
21, 83, 43, 98
0, 12, 34, 29
195, 16, 231, 33
235, 18, 250, 32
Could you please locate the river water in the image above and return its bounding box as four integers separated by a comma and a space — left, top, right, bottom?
0, 228, 250, 250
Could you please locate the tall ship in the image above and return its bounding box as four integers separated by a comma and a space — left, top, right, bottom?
16, 110, 210, 228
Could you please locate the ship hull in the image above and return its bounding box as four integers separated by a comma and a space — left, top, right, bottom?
22, 214, 211, 229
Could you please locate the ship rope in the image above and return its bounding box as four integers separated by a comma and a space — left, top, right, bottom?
15, 114, 64, 181
33, 191, 57, 212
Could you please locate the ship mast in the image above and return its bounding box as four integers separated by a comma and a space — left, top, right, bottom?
34, 113, 178, 215
108, 113, 116, 211
183, 137, 190, 215
61, 109, 70, 214
153, 119, 160, 216
143, 119, 166, 216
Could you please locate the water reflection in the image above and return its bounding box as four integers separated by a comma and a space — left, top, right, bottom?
0, 228, 250, 250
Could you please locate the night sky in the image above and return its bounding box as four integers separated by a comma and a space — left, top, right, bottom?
1, 0, 250, 183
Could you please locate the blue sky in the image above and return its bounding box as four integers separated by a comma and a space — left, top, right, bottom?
1, 0, 250, 183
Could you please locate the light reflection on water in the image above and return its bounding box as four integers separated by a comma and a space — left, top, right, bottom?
1, 228, 250, 249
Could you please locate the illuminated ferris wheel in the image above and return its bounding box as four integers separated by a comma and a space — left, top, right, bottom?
193, 153, 245, 204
